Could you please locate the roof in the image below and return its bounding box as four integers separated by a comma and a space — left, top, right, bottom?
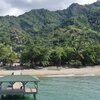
0, 75, 39, 82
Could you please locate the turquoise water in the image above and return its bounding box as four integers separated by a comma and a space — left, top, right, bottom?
38, 76, 100, 100
2, 76, 100, 100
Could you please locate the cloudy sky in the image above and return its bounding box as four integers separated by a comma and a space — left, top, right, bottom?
0, 0, 97, 16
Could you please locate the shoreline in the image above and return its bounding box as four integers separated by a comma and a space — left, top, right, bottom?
0, 66, 100, 77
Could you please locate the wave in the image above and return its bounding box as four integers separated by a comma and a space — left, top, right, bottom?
46, 74, 95, 77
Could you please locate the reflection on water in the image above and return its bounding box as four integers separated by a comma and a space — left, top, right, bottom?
1, 76, 100, 100
1, 95, 33, 100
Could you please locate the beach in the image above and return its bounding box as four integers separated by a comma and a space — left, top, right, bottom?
0, 66, 100, 77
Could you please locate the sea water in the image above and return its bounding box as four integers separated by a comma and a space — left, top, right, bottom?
2, 76, 100, 100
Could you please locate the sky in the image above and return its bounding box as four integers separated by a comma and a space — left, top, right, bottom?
0, 0, 97, 16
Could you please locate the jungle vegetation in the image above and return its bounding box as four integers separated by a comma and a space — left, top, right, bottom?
0, 1, 100, 68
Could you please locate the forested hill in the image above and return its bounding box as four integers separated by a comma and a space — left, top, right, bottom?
0, 1, 100, 67
0, 1, 100, 48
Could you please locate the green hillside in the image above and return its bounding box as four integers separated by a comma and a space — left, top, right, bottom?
0, 1, 100, 67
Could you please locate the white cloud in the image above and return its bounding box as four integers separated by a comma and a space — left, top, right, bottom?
0, 1, 11, 16
5, 8, 24, 16
77, 0, 97, 4
26, 0, 33, 3
0, 0, 97, 16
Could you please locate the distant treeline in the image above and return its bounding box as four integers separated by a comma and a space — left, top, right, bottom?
0, 42, 100, 68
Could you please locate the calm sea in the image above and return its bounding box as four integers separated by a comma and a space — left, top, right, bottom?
2, 76, 100, 100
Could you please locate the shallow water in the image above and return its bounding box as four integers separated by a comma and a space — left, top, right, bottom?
2, 76, 100, 100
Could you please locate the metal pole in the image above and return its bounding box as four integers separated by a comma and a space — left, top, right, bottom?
33, 94, 36, 100
34, 82, 38, 93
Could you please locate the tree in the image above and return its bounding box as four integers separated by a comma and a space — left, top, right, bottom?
50, 47, 64, 67
21, 46, 51, 68
0, 44, 17, 66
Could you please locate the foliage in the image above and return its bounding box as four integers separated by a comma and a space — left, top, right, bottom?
21, 46, 51, 68
69, 60, 82, 67
0, 1, 100, 68
0, 44, 17, 66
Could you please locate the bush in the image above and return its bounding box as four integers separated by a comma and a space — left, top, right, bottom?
69, 60, 82, 68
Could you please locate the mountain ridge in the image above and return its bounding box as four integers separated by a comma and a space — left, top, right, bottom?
0, 1, 100, 51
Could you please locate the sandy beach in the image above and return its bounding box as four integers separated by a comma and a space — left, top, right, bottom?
0, 66, 100, 77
